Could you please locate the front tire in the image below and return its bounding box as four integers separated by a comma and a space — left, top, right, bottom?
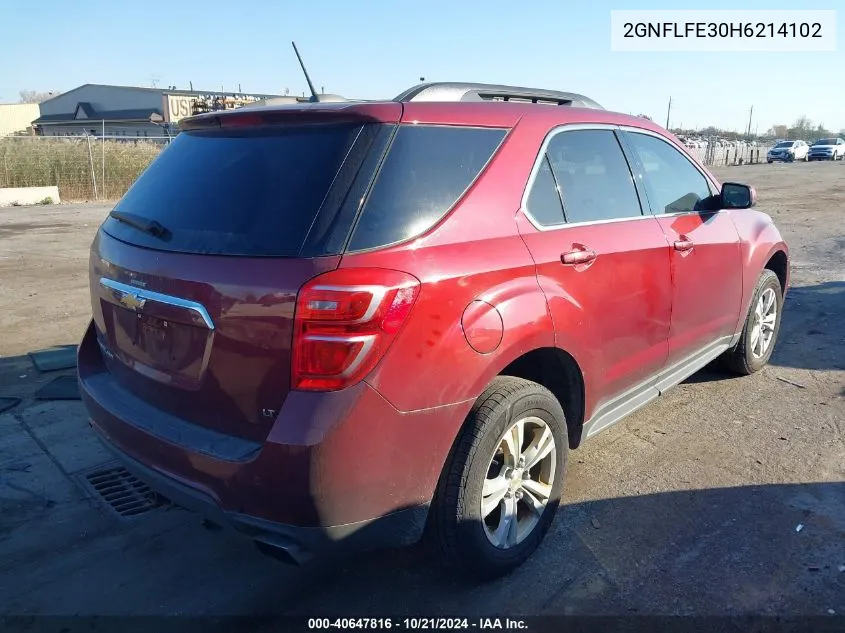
722, 269, 783, 375
430, 376, 568, 580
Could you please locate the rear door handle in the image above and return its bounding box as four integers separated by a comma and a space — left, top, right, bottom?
673, 237, 694, 252
561, 246, 597, 266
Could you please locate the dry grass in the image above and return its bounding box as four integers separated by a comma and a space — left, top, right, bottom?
0, 137, 163, 201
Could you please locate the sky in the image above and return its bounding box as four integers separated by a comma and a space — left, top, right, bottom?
3, 0, 843, 133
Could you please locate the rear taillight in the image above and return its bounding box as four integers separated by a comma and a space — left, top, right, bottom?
292, 268, 421, 391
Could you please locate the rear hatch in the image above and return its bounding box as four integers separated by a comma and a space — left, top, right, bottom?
89, 104, 400, 442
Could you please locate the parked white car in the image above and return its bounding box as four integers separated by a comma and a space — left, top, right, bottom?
767, 140, 809, 163
808, 137, 845, 161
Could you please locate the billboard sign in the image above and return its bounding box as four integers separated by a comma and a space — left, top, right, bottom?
163, 93, 269, 123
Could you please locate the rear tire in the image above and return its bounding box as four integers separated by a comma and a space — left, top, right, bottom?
722, 270, 783, 375
430, 377, 568, 580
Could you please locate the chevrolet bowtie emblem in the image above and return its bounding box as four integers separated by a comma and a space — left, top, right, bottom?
116, 291, 146, 311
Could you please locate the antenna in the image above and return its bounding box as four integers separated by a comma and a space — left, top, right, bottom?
291, 41, 319, 102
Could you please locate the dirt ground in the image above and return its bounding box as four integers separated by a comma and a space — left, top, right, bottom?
0, 161, 843, 625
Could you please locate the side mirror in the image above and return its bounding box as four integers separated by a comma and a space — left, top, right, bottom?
721, 182, 756, 209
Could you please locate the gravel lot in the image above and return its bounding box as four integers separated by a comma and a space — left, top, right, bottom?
0, 162, 843, 625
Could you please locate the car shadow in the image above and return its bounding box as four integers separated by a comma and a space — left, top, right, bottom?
5, 481, 840, 627
683, 280, 845, 386
195, 481, 845, 622
773, 281, 845, 372
1, 377, 843, 623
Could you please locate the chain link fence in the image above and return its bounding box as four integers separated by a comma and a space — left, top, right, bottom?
1, 134, 776, 203
0, 135, 168, 202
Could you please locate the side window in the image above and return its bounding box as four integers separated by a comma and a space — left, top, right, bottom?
625, 132, 714, 214
349, 125, 506, 251
545, 129, 642, 223
525, 155, 566, 226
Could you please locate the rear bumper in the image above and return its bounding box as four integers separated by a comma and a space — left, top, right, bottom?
94, 430, 428, 563
78, 322, 469, 559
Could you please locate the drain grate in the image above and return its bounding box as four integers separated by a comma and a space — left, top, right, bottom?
84, 465, 167, 518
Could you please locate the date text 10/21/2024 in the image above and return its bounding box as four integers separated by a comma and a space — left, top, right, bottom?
307, 618, 528, 630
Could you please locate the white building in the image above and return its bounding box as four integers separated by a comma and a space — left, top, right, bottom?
0, 103, 41, 136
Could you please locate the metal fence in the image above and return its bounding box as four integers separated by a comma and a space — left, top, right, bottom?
681, 139, 774, 167
1, 134, 776, 203
0, 135, 170, 202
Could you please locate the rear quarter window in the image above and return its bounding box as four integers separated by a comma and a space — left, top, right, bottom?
348, 125, 507, 251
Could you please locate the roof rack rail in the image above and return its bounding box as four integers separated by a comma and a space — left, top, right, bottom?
394, 82, 604, 110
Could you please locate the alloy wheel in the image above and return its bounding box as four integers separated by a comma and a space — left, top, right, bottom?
481, 416, 556, 549
750, 288, 777, 358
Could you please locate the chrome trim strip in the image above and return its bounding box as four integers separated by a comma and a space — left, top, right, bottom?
99, 277, 215, 330
527, 214, 657, 231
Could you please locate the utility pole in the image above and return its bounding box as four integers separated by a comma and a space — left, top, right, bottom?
665, 96, 672, 129
746, 105, 754, 138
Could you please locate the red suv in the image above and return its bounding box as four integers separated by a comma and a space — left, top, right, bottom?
79, 82, 789, 579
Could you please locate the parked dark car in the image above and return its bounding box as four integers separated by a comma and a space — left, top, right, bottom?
79, 82, 789, 579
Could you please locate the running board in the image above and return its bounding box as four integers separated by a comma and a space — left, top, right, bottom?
583, 337, 732, 440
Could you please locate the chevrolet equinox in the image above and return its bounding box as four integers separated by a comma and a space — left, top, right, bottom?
79, 82, 789, 579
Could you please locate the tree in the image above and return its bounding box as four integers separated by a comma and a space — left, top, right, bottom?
768, 125, 788, 139
18, 90, 58, 104
767, 118, 831, 141
786, 116, 815, 139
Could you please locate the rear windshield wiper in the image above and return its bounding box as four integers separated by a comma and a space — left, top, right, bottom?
109, 210, 171, 241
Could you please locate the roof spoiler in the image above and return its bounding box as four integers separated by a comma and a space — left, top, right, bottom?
394, 82, 604, 110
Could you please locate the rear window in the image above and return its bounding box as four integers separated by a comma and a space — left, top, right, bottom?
102, 125, 366, 257
348, 125, 507, 251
